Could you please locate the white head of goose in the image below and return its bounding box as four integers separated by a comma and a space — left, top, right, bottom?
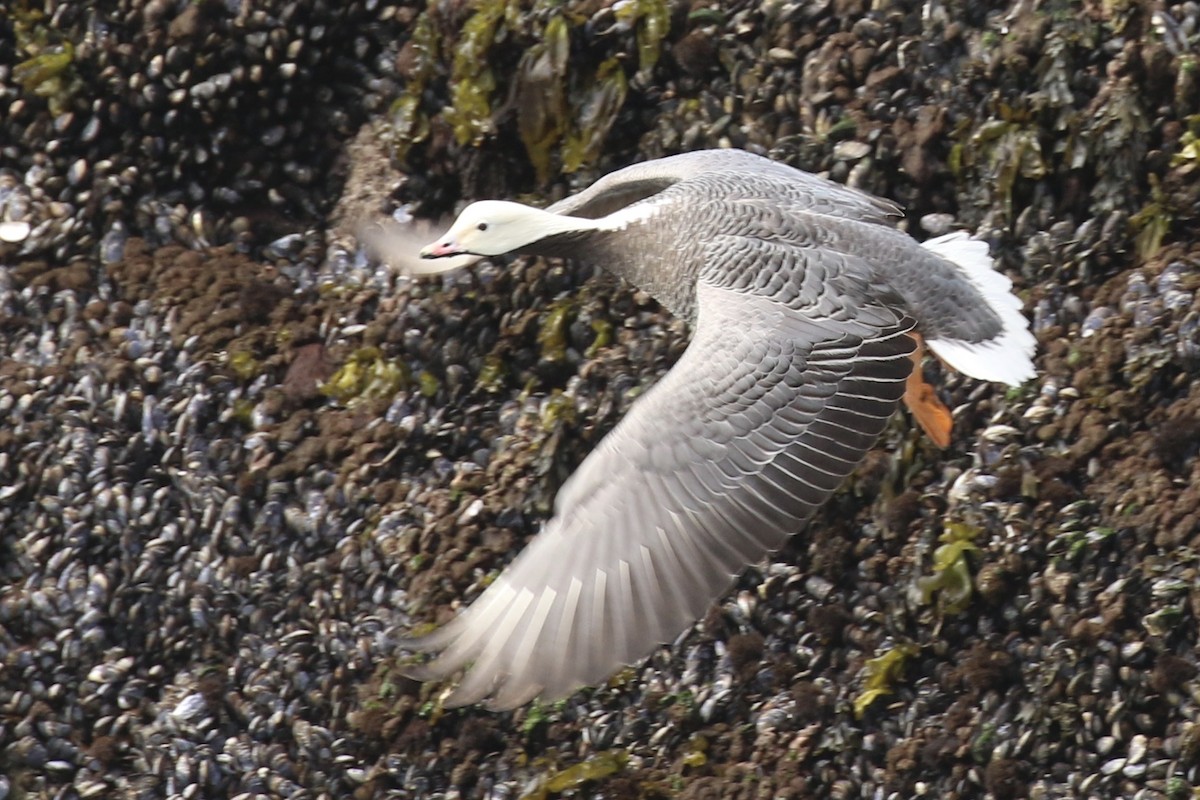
419, 200, 595, 258
403, 148, 1036, 710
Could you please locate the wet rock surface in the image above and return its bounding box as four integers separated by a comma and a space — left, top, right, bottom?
2, 0, 1200, 798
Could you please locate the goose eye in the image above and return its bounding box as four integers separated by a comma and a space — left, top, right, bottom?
477, 222, 489, 232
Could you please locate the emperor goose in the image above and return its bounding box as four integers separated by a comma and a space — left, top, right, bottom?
404, 148, 1035, 710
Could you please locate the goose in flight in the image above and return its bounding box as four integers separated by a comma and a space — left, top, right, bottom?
402, 149, 1035, 710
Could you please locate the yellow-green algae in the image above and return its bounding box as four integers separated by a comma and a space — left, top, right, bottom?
389, 0, 669, 179
227, 349, 261, 382
321, 347, 409, 405
585, 318, 613, 358
388, 11, 438, 163
13, 42, 74, 93
916, 522, 982, 614
617, 0, 670, 76
853, 643, 919, 718
1130, 175, 1172, 262
11, 4, 81, 116
562, 58, 629, 174
1126, 112, 1200, 260
952, 106, 1047, 221
539, 391, 577, 432
444, 0, 520, 147
1171, 113, 1200, 170
417, 370, 440, 398
521, 751, 629, 800
476, 353, 509, 393
515, 14, 570, 185
229, 398, 256, 427
681, 734, 708, 768
537, 299, 574, 363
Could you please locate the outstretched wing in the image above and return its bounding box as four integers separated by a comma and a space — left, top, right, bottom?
547, 150, 902, 225
401, 282, 916, 709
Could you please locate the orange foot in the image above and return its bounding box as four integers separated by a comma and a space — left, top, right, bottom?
903, 333, 952, 448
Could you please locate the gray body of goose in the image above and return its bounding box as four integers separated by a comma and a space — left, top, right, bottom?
406, 148, 1035, 710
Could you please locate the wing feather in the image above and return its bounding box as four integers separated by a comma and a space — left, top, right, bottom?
402, 282, 915, 708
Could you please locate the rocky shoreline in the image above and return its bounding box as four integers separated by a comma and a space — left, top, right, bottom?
2, 0, 1199, 798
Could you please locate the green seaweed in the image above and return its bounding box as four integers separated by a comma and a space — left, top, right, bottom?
476, 353, 508, 392
515, 14, 570, 184
687, 6, 725, 24
13, 43, 74, 92
963, 111, 1047, 221
853, 643, 918, 718
1130, 176, 1172, 263
585, 318, 613, 358
522, 751, 629, 799
1051, 526, 1116, 563
916, 522, 981, 614
227, 349, 260, 382
614, 0, 670, 76
1179, 57, 1199, 110
418, 370, 440, 398
681, 734, 708, 768
537, 299, 574, 363
388, 12, 438, 163
1162, 776, 1191, 800
1170, 113, 1200, 170
563, 58, 628, 173
230, 398, 256, 427
971, 723, 998, 762
321, 347, 409, 405
11, 5, 80, 116
539, 391, 577, 432
445, 0, 517, 146
522, 700, 548, 736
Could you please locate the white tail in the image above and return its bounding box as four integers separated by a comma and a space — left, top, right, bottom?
920, 233, 1036, 386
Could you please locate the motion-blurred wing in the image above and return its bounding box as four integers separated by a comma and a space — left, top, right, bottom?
401, 281, 916, 709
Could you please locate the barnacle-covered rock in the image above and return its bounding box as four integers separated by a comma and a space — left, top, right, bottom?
4, 0, 1200, 799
